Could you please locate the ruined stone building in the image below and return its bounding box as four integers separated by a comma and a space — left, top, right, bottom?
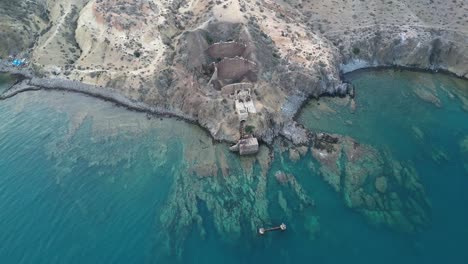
206, 40, 260, 155
229, 137, 259, 156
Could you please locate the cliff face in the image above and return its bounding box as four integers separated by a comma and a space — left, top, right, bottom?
0, 0, 48, 58
334, 27, 468, 77
1, 0, 467, 142
291, 0, 468, 77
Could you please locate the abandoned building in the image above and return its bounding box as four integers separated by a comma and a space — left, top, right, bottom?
229, 137, 259, 156
234, 88, 256, 121
206, 40, 260, 155
221, 82, 254, 97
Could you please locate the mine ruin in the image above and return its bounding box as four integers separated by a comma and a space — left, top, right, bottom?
206, 41, 247, 59
205, 40, 259, 155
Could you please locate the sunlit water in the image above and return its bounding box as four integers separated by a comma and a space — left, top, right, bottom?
0, 70, 467, 263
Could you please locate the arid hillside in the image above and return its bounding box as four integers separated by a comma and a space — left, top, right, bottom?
1, 0, 467, 143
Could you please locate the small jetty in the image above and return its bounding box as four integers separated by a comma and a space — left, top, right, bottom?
258, 223, 287, 235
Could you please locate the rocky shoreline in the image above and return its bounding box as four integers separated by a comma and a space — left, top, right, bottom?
1, 1, 467, 256
1, 0, 466, 147
0, 63, 204, 127
1, 51, 466, 147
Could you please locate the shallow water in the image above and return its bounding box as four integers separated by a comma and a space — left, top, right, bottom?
0, 70, 467, 263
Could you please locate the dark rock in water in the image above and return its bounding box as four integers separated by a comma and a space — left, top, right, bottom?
348, 84, 356, 99
313, 133, 339, 154
335, 83, 349, 97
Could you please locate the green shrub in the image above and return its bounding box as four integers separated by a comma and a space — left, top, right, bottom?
205, 34, 214, 45
352, 47, 361, 55
245, 125, 255, 134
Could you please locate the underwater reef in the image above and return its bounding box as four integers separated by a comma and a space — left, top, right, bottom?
461, 136, 468, 174
311, 133, 431, 232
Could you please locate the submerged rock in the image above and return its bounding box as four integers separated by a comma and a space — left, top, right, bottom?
414, 87, 442, 107
461, 136, 468, 174
275, 171, 289, 184
430, 147, 449, 164
375, 177, 388, 193
288, 145, 308, 162
157, 145, 317, 257
303, 214, 320, 240
411, 126, 424, 141
311, 133, 431, 233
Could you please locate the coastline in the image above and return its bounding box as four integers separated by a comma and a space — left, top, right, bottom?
2, 59, 467, 147
339, 64, 468, 83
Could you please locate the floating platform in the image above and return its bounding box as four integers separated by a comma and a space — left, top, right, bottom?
258, 223, 287, 235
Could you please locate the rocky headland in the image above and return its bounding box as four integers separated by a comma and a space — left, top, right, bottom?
0, 0, 466, 247
1, 0, 466, 145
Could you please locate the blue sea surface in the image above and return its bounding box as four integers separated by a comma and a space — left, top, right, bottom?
0, 70, 467, 263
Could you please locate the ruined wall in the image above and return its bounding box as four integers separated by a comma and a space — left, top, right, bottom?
206, 42, 247, 59
221, 82, 254, 97
239, 138, 259, 155
216, 57, 257, 81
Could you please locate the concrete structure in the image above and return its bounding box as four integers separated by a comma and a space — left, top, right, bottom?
234, 86, 257, 122
233, 88, 256, 121
235, 100, 249, 121
221, 82, 253, 97
258, 223, 287, 235
206, 41, 247, 59
229, 137, 259, 155
239, 137, 259, 155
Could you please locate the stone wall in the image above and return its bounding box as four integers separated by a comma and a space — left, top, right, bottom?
206, 42, 247, 59
216, 57, 257, 81
221, 82, 254, 97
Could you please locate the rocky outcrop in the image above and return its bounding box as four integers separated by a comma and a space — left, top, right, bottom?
280, 121, 310, 145
335, 28, 468, 78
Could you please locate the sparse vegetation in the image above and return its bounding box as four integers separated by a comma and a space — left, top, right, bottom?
245, 125, 255, 134
205, 34, 214, 45
352, 47, 361, 55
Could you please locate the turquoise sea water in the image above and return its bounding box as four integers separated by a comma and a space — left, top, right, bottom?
0, 70, 467, 263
